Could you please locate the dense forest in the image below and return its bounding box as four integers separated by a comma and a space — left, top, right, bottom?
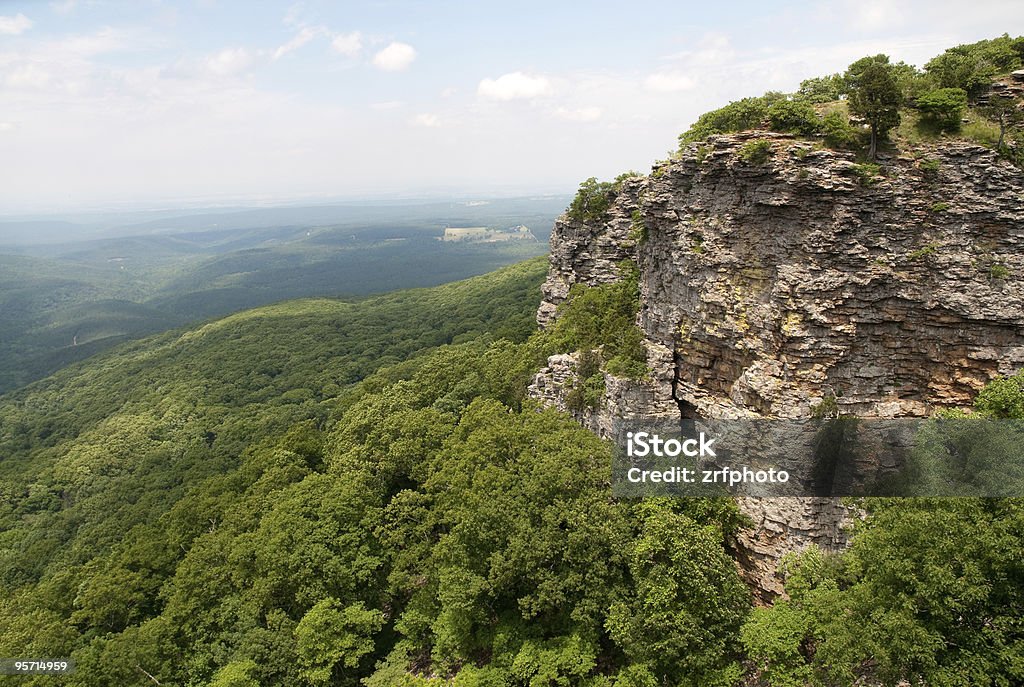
1, 257, 1022, 686
1, 34, 1024, 687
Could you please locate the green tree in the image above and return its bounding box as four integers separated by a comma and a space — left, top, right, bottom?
795, 74, 846, 103
917, 87, 968, 131
294, 599, 385, 686
890, 60, 930, 99
821, 109, 860, 148
679, 92, 785, 144
209, 660, 261, 687
974, 369, 1024, 418
979, 96, 1024, 149
925, 34, 1024, 98
742, 499, 1024, 685
606, 500, 749, 686
845, 55, 903, 159
567, 177, 614, 222
767, 99, 821, 134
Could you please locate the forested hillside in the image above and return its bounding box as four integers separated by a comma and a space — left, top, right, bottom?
0, 197, 562, 394
1, 256, 1022, 686
0, 257, 751, 686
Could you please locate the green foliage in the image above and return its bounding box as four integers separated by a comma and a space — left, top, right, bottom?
629, 209, 648, 244
851, 162, 882, 186
741, 603, 812, 687
845, 54, 903, 157
821, 109, 861, 149
568, 177, 615, 222
209, 659, 261, 687
810, 395, 839, 419
606, 500, 749, 686
295, 600, 384, 686
738, 139, 773, 164
0, 256, 757, 686
674, 35, 1022, 164
990, 263, 1011, 280
975, 370, 1024, 418
917, 87, 968, 131
0, 260, 552, 686
743, 371, 1024, 685
908, 243, 939, 260
925, 34, 1024, 98
547, 261, 648, 379
891, 60, 931, 100
691, 233, 705, 254
566, 350, 606, 413
678, 92, 784, 145
930, 201, 950, 212
918, 158, 941, 175
767, 99, 822, 134
744, 498, 1024, 685
794, 73, 846, 103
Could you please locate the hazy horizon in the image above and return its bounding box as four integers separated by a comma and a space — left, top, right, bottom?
2, 0, 1022, 213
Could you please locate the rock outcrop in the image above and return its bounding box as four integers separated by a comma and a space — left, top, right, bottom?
530, 132, 1024, 599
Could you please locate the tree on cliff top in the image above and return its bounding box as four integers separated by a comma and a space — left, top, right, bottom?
845, 55, 902, 159
979, 95, 1024, 150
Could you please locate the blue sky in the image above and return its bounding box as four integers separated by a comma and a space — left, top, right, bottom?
0, 0, 1020, 213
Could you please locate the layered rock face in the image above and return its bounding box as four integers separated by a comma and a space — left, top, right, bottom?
531, 132, 1024, 598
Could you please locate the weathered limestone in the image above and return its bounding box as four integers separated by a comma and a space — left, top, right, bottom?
530, 132, 1024, 598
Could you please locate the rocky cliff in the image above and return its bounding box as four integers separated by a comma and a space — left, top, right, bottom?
530, 132, 1024, 599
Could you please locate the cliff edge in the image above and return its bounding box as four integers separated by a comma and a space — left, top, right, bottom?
530, 132, 1024, 598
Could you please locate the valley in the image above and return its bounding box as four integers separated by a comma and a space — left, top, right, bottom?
0, 197, 564, 393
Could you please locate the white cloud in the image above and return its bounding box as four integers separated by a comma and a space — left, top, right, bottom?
6, 64, 52, 89
51, 0, 78, 15
411, 113, 440, 127
478, 72, 552, 101
644, 72, 696, 93
370, 100, 404, 110
662, 32, 736, 65
283, 3, 304, 28
274, 26, 320, 60
846, 0, 906, 30
0, 13, 33, 35
205, 48, 255, 76
554, 106, 602, 122
372, 41, 416, 71
331, 31, 362, 57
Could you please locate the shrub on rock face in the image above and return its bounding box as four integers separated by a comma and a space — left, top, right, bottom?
738, 140, 773, 164
568, 177, 615, 222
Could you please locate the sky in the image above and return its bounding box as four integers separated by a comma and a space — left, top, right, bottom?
1, 0, 1022, 214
